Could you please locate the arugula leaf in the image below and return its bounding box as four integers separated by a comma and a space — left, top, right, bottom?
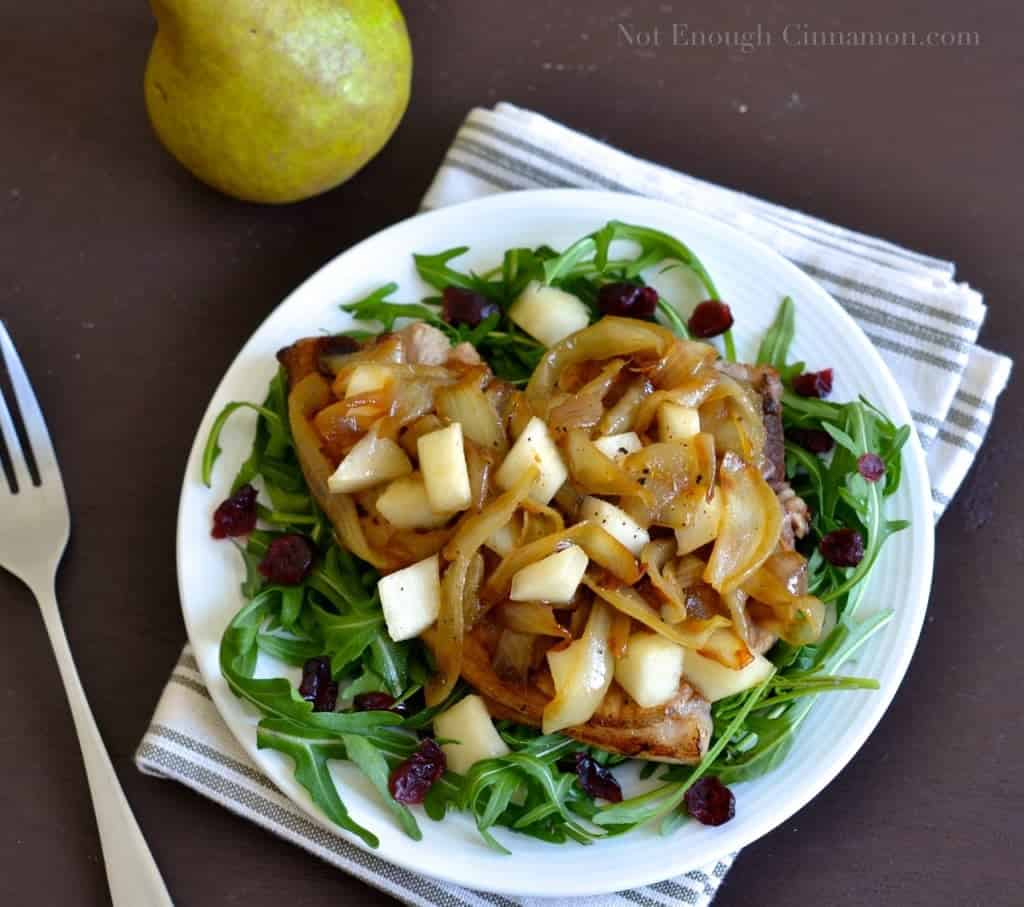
341, 283, 449, 334
343, 666, 388, 701
423, 773, 463, 821
656, 297, 692, 339
318, 610, 384, 677
257, 719, 378, 847
201, 402, 283, 487
369, 634, 410, 698
822, 423, 860, 456
757, 296, 795, 369
342, 733, 422, 840
414, 247, 503, 299
279, 585, 304, 629
257, 633, 323, 666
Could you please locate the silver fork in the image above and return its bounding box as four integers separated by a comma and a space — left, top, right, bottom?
0, 323, 173, 906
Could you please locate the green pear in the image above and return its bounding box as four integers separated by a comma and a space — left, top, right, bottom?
144, 0, 412, 203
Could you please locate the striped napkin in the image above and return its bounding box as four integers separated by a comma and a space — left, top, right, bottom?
136, 103, 1012, 906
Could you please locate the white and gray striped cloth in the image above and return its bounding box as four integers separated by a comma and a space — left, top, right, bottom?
137, 104, 1012, 906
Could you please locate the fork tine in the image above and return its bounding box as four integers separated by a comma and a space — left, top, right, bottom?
0, 321, 56, 484
0, 372, 32, 492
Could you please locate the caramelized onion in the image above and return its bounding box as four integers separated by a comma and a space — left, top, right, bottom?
464, 439, 495, 511
444, 466, 538, 562
583, 575, 727, 649
621, 441, 700, 526
565, 429, 650, 500
697, 626, 754, 670
493, 601, 571, 638
361, 514, 453, 567
542, 599, 615, 734
631, 370, 719, 435
287, 373, 394, 570
493, 629, 535, 686
648, 338, 718, 388
742, 553, 826, 646
425, 554, 469, 706
506, 391, 535, 440
435, 374, 507, 455
527, 317, 677, 405
314, 391, 395, 457
399, 414, 443, 457
608, 608, 633, 658
699, 375, 766, 466
598, 377, 652, 436
704, 453, 784, 593
748, 597, 825, 646
547, 358, 626, 432
722, 587, 753, 650
520, 500, 565, 542
463, 552, 486, 628
669, 554, 707, 590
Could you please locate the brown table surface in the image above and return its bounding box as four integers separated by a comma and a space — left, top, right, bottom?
2, 1, 1020, 904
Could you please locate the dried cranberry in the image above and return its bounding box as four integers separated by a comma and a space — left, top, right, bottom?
788, 428, 835, 455
258, 534, 315, 585
442, 287, 499, 328
573, 753, 623, 803
300, 657, 338, 713
684, 776, 735, 826
687, 300, 734, 338
858, 453, 886, 482
353, 691, 400, 713
820, 528, 865, 567
389, 739, 447, 804
597, 282, 659, 318
211, 484, 258, 539
793, 368, 834, 398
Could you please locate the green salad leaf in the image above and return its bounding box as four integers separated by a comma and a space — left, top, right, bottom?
257, 719, 378, 846
339, 219, 735, 383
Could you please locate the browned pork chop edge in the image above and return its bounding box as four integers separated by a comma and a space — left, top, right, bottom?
463, 630, 712, 764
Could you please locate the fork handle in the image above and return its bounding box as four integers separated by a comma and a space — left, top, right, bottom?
36, 584, 174, 906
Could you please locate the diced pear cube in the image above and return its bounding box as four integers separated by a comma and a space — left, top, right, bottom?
614, 632, 686, 708
434, 694, 510, 775
580, 496, 650, 556
377, 555, 441, 642
417, 423, 472, 513
658, 402, 701, 441
345, 363, 393, 399
510, 545, 588, 603
494, 416, 568, 505
593, 432, 643, 462
375, 475, 452, 530
327, 430, 412, 494
509, 280, 591, 347
674, 492, 723, 555
684, 650, 774, 702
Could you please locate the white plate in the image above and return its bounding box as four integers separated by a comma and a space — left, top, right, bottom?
177, 189, 934, 897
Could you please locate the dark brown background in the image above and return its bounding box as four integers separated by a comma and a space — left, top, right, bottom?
1, 1, 1020, 904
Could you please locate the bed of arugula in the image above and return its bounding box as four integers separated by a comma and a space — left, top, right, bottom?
203, 221, 910, 851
